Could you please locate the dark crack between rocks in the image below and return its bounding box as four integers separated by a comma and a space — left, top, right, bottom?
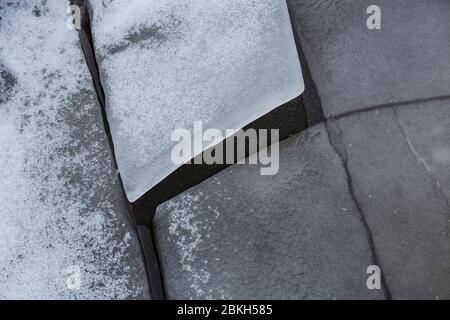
325, 120, 392, 300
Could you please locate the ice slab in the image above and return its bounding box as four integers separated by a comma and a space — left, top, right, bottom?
90, 0, 304, 202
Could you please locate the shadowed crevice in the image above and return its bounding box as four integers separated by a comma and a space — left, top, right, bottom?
132, 96, 309, 225
287, 2, 324, 127
71, 0, 164, 300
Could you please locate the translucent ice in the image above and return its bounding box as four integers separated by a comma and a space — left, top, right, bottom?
90, 0, 304, 202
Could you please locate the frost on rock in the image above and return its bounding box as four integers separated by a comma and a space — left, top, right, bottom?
0, 1, 145, 299
89, 0, 304, 201
160, 193, 227, 299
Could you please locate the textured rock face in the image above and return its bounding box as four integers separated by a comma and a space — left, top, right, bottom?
154, 101, 450, 300
288, 0, 450, 117
395, 103, 450, 201
329, 101, 450, 299
0, 1, 147, 299
154, 124, 384, 300
88, 0, 304, 202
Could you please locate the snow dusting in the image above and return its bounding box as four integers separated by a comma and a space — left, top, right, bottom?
0, 1, 145, 299
162, 193, 226, 299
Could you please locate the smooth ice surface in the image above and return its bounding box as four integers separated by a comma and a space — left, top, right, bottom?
0, 1, 146, 299
90, 0, 304, 201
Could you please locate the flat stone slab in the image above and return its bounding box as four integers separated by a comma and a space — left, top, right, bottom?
154, 124, 383, 299
288, 0, 450, 117
329, 100, 450, 299
0, 1, 147, 299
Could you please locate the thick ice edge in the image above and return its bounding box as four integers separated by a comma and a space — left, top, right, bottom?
90, 0, 304, 201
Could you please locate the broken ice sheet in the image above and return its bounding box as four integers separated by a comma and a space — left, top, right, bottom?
90, 0, 304, 202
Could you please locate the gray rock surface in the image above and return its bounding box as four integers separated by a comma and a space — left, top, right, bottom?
155, 100, 450, 300
396, 101, 450, 201
288, 0, 450, 118
0, 0, 147, 299
154, 124, 384, 300
328, 100, 450, 299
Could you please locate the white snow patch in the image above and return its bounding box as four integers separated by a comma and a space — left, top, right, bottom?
0, 1, 143, 299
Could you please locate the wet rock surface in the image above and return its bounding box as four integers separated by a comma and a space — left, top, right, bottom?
155, 100, 450, 300
288, 0, 450, 118
329, 101, 450, 299
0, 1, 148, 299
154, 125, 384, 299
